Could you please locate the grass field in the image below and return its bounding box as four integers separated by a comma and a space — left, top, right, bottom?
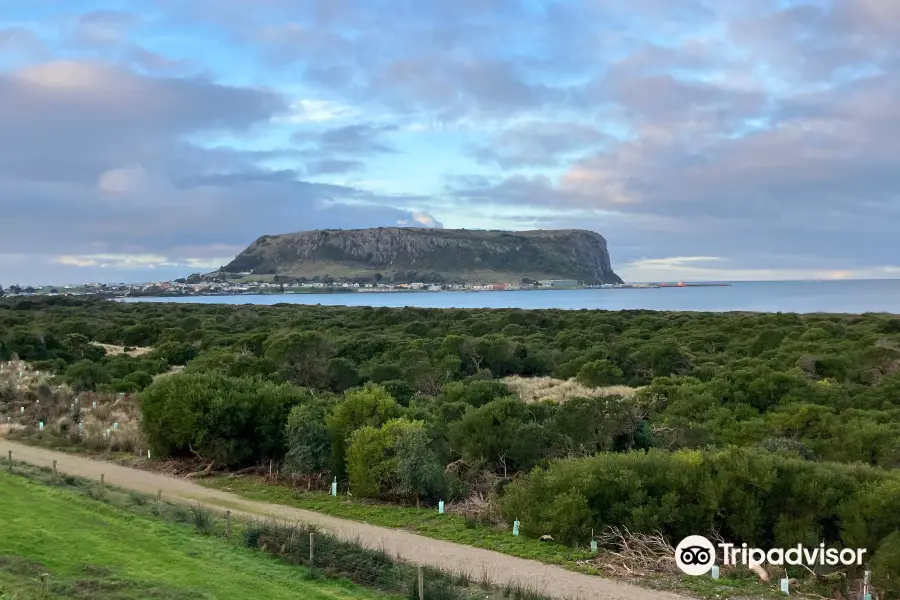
0, 472, 392, 600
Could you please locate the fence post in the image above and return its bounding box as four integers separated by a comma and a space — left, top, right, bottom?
6, 450, 11, 473
52, 460, 57, 479
100, 473, 105, 493
309, 532, 315, 564
418, 565, 424, 600
226, 510, 231, 538
40, 572, 50, 596
156, 489, 162, 513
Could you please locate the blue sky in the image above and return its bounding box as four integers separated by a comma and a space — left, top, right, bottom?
2, 0, 900, 285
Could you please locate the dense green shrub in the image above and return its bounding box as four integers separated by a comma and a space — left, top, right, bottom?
149, 341, 199, 365
264, 330, 334, 388
449, 397, 556, 474
873, 532, 900, 597
327, 384, 402, 480
139, 372, 302, 467
502, 447, 895, 548
576, 359, 623, 387
347, 418, 445, 503
283, 393, 333, 484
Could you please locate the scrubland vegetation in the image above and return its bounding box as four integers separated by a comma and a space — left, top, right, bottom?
3, 297, 900, 597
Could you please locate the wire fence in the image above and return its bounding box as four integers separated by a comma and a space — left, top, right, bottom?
2, 454, 560, 600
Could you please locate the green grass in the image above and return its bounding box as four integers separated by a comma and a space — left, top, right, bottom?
0, 471, 392, 600
203, 476, 594, 568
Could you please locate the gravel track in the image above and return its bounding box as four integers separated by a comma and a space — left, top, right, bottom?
0, 438, 689, 600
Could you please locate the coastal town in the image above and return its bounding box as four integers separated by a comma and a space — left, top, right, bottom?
1, 277, 593, 297
0, 277, 730, 298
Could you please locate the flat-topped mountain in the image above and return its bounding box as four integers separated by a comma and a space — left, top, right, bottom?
220, 227, 624, 284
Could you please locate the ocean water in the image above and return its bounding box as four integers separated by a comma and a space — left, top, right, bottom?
122, 279, 900, 314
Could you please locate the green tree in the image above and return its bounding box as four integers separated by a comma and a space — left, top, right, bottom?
284, 395, 333, 487
264, 331, 334, 387
872, 531, 900, 598
449, 396, 556, 474
139, 372, 301, 467
394, 422, 445, 506
551, 395, 642, 455
64, 359, 109, 391
150, 341, 199, 365
327, 384, 402, 479
576, 359, 624, 387
346, 418, 442, 503
327, 357, 359, 392
63, 333, 91, 359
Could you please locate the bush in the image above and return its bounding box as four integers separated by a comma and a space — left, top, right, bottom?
149, 341, 199, 366
327, 384, 402, 479
139, 372, 303, 467
449, 397, 557, 474
264, 331, 333, 388
503, 447, 897, 549
576, 359, 623, 387
872, 532, 900, 598
284, 396, 333, 484
346, 418, 445, 503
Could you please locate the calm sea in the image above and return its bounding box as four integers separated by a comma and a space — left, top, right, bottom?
121, 279, 900, 314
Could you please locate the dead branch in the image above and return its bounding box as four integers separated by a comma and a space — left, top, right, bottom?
234, 465, 265, 476
185, 461, 217, 479
188, 442, 204, 462
749, 562, 770, 582
594, 526, 678, 575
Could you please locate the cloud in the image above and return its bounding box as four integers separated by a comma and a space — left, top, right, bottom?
69, 9, 140, 46
0, 60, 286, 186
3, 0, 900, 284
619, 256, 900, 283
0, 27, 47, 58
287, 122, 399, 174
469, 122, 610, 168
305, 158, 366, 175
279, 99, 356, 123
0, 52, 445, 284
399, 212, 443, 228
308, 123, 398, 155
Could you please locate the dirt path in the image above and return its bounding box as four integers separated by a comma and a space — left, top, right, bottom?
0, 438, 688, 600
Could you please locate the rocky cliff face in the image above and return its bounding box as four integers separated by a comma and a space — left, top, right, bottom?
222, 227, 623, 284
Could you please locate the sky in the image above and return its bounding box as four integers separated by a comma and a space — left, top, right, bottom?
1, 0, 899, 285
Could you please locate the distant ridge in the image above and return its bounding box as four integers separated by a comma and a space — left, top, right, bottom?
221, 227, 624, 285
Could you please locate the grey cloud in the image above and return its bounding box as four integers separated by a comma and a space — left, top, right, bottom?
0, 56, 440, 283
0, 60, 286, 184
469, 122, 611, 168
287, 122, 399, 174
0, 27, 48, 57
166, 0, 581, 120
606, 73, 766, 129
128, 47, 194, 74
50, 11, 199, 75
305, 159, 366, 175
0, 170, 440, 259
447, 67, 900, 266
368, 58, 561, 120
315, 123, 398, 154
70, 9, 140, 45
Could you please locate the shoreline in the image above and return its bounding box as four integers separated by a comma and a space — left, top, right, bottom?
118, 283, 733, 300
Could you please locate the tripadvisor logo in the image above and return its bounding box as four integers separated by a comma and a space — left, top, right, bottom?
675, 535, 867, 576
